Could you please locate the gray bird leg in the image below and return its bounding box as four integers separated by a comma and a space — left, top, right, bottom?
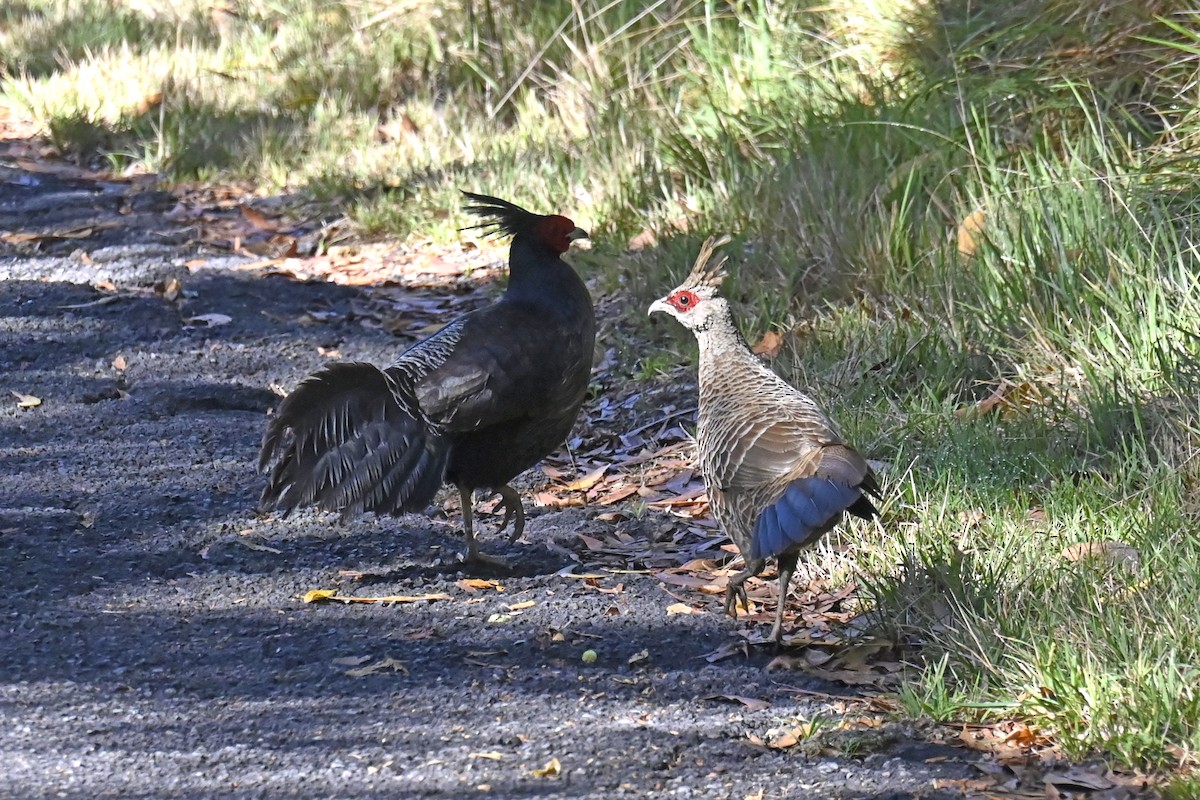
770, 552, 800, 645
459, 484, 508, 568
723, 557, 766, 618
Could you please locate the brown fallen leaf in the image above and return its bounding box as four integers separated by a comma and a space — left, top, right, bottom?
563, 464, 609, 492
702, 694, 771, 712
767, 721, 819, 749
751, 330, 785, 358
345, 657, 408, 677
11, 391, 41, 408
957, 208, 987, 256
240, 204, 282, 232
1060, 540, 1140, 569
111, 354, 127, 371
652, 571, 725, 593
456, 578, 502, 592
1043, 765, 1115, 791
507, 600, 535, 611
665, 602, 698, 615
303, 589, 452, 604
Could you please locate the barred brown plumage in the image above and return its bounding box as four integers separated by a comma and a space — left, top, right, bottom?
258, 191, 595, 567
649, 235, 881, 643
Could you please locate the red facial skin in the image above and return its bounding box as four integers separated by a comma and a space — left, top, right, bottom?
667, 289, 700, 313
534, 215, 579, 254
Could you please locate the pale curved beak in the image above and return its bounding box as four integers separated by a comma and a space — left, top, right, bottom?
648, 298, 671, 317
567, 227, 588, 242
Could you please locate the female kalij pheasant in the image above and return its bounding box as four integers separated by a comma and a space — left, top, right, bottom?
649, 236, 881, 643
258, 192, 595, 566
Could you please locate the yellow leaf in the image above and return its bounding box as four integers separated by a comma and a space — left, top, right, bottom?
530, 757, 561, 778
665, 602, 696, 615
564, 464, 608, 492
304, 589, 339, 603
456, 578, 502, 592
11, 391, 41, 408
508, 600, 535, 611
956, 208, 987, 257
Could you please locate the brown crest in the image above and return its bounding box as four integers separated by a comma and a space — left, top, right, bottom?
685, 234, 732, 289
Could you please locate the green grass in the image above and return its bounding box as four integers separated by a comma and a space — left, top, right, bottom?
5, 0, 1200, 776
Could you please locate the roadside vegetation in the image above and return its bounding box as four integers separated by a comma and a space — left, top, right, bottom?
5, 0, 1200, 779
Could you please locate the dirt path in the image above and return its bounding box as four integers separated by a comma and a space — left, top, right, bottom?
0, 144, 988, 799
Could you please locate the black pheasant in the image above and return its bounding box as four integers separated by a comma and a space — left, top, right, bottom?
649, 235, 881, 643
258, 192, 595, 565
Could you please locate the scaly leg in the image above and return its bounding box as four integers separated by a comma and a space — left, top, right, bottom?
769, 552, 800, 645
495, 484, 526, 543
458, 484, 508, 568
723, 557, 766, 618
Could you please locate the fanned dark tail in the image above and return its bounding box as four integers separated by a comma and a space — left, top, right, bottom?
258, 362, 449, 519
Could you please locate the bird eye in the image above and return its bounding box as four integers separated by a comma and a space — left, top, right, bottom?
671, 290, 698, 311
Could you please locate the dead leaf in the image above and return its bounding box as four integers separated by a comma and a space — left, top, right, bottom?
456, 578, 502, 592
702, 694, 770, 712
156, 277, 182, 302
303, 589, 451, 604
507, 600, 535, 611
530, 757, 561, 778
331, 655, 372, 666
563, 464, 609, 492
665, 602, 698, 615
702, 641, 749, 663
1043, 766, 1115, 791
345, 657, 408, 677
11, 391, 41, 408
235, 539, 281, 554
111, 355, 127, 371
240, 205, 281, 232
751, 330, 785, 358
468, 751, 504, 761
627, 226, 658, 251
184, 312, 232, 327
134, 91, 163, 115
627, 649, 649, 666
957, 208, 987, 256
767, 721, 818, 749
1060, 541, 1140, 569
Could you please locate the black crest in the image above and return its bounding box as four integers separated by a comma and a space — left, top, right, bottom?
461, 191, 543, 239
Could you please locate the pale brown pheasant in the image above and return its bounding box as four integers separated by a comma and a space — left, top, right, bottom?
649, 235, 881, 643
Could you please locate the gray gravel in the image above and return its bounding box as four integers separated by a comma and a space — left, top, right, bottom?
0, 155, 982, 799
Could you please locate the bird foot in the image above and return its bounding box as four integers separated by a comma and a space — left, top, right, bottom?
723, 584, 749, 618
461, 546, 511, 571
491, 485, 526, 543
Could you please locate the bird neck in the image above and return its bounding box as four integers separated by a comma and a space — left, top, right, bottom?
503, 235, 590, 311
695, 310, 775, 396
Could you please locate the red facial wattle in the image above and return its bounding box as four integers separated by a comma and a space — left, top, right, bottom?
535, 215, 580, 254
